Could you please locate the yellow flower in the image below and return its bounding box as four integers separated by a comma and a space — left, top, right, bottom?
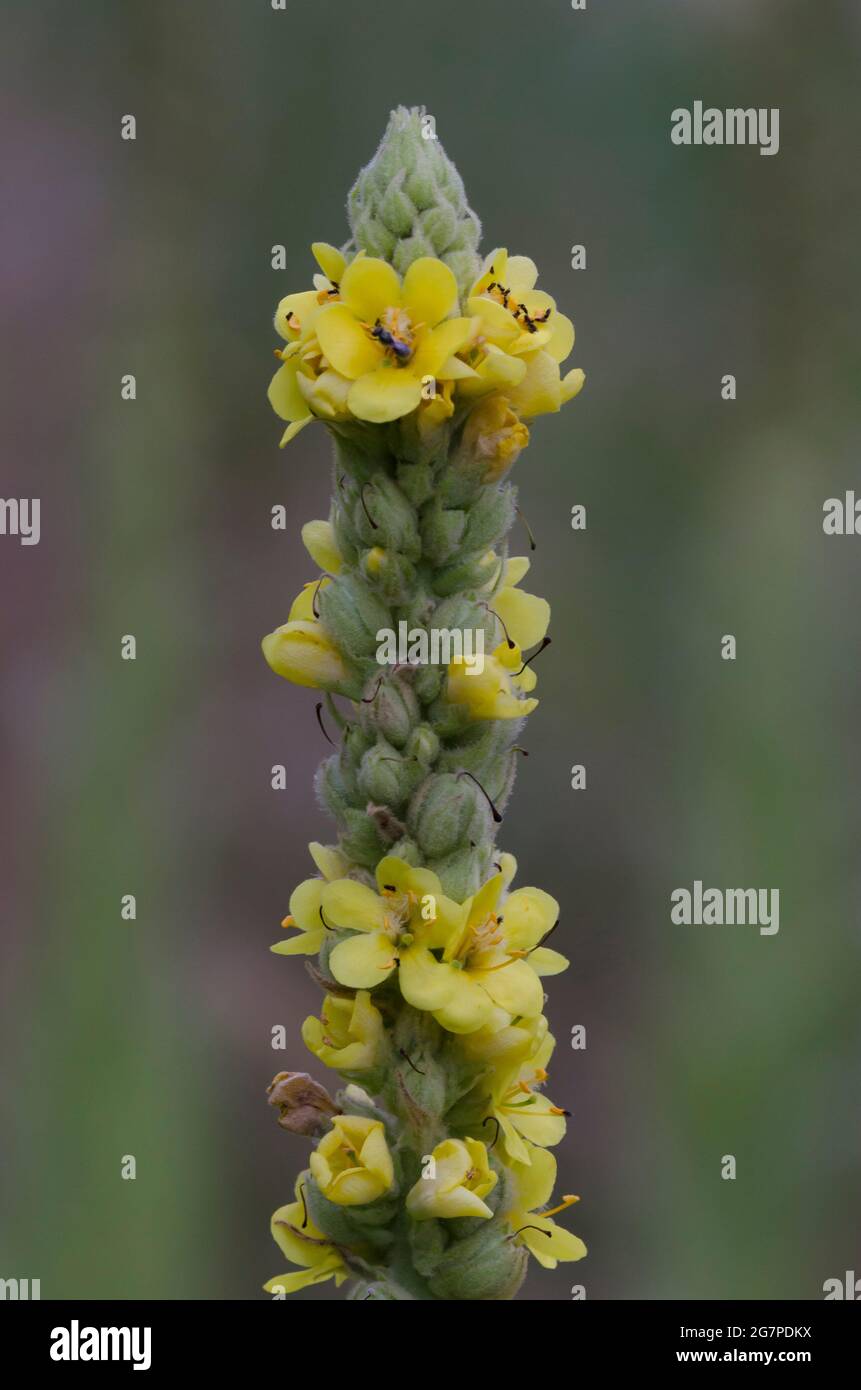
310, 1115, 394, 1207
456, 394, 530, 482
403, 873, 563, 1035
470, 250, 571, 350
261, 581, 346, 690
263, 1174, 349, 1295
302, 990, 383, 1072
487, 1029, 567, 1164
485, 555, 550, 652
273, 243, 345, 344
505, 1147, 586, 1268
271, 842, 349, 957
268, 244, 353, 446
314, 254, 478, 423
406, 1138, 497, 1220
462, 248, 585, 417
322, 856, 460, 1000
446, 639, 539, 720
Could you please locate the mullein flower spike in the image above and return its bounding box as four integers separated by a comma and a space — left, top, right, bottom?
262, 108, 586, 1300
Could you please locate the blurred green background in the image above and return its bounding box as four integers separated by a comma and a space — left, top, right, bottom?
2, 0, 860, 1300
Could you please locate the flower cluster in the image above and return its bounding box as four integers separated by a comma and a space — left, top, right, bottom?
269, 244, 584, 445
261, 108, 585, 1301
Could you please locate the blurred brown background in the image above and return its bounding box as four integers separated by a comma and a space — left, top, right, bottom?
1, 0, 860, 1299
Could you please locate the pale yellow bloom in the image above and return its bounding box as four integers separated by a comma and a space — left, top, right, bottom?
447, 639, 539, 720
263, 1174, 349, 1295
302, 990, 384, 1072
505, 1147, 586, 1268
401, 872, 563, 1035
310, 1115, 394, 1206
406, 1138, 497, 1220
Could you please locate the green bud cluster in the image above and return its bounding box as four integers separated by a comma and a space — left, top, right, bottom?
316, 422, 521, 903
347, 106, 483, 298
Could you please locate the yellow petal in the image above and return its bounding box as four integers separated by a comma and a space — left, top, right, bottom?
402, 257, 458, 327
506, 255, 539, 293
311, 242, 346, 284
399, 944, 461, 1011
528, 947, 569, 977
316, 303, 382, 380
503, 887, 559, 951
513, 1146, 558, 1211
467, 295, 521, 346
508, 1106, 567, 1149
339, 255, 402, 321
347, 368, 423, 423
288, 579, 329, 623
289, 877, 326, 932
261, 621, 346, 689
375, 856, 442, 903
329, 930, 397, 989
308, 841, 349, 881
322, 879, 387, 933
502, 557, 530, 587
432, 969, 496, 1034
274, 290, 320, 341
278, 417, 313, 447
473, 958, 544, 1018
359, 1123, 395, 1188
301, 521, 342, 575
506, 351, 564, 418
412, 317, 478, 377
471, 247, 508, 295
561, 367, 586, 402
268, 359, 312, 423
523, 1219, 587, 1267
499, 1113, 533, 1165
297, 368, 352, 418
546, 311, 575, 364
492, 588, 550, 651
263, 1262, 342, 1294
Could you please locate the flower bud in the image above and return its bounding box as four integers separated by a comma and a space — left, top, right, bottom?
318, 574, 393, 662
361, 546, 417, 604
420, 497, 466, 564
405, 722, 439, 767
359, 673, 420, 748
266, 1071, 340, 1138
427, 1217, 528, 1301
407, 772, 492, 859
358, 742, 422, 808
432, 548, 499, 598
461, 482, 517, 554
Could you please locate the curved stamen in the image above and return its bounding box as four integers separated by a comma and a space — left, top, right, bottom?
481, 1115, 502, 1149
515, 504, 537, 551
515, 636, 552, 676
457, 769, 503, 824
315, 702, 335, 747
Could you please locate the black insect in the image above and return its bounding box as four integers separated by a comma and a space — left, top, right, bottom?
371, 319, 412, 359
